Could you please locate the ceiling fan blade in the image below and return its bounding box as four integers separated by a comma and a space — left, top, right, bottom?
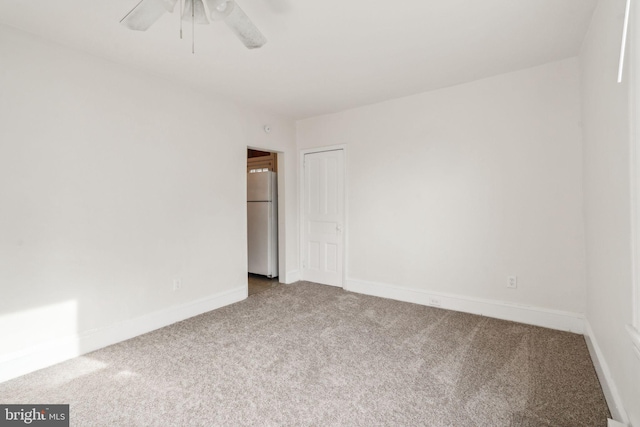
221, 1, 267, 49
120, 0, 178, 31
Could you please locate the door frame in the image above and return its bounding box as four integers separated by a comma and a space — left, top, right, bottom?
246, 146, 286, 283
299, 145, 348, 287
629, 0, 640, 356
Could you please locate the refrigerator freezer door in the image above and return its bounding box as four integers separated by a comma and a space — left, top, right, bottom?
247, 201, 273, 276
247, 171, 273, 202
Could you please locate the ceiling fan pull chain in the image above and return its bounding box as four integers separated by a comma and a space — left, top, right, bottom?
192, 0, 196, 54
179, 0, 183, 39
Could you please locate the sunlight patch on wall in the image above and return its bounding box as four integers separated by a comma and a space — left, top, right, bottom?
0, 300, 78, 356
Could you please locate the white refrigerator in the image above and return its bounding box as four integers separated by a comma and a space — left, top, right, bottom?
247, 171, 278, 277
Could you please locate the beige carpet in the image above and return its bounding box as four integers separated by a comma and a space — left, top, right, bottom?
0, 282, 610, 426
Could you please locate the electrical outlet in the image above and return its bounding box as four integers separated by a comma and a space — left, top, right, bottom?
507, 276, 517, 289
428, 297, 441, 307
173, 278, 182, 291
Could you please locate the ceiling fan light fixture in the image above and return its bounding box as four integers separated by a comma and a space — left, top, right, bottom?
205, 0, 234, 21
216, 1, 228, 12
182, 0, 210, 24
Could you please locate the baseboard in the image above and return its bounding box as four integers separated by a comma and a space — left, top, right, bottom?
0, 286, 247, 384
345, 278, 585, 333
284, 269, 301, 284
584, 320, 630, 425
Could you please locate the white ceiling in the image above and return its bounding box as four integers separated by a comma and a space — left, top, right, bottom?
0, 0, 597, 119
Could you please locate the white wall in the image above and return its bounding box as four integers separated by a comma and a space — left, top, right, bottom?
298, 58, 586, 318
580, 0, 640, 424
0, 24, 297, 380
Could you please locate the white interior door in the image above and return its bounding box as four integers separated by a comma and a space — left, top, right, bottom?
302, 149, 345, 287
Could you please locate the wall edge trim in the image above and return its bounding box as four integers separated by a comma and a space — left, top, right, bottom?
284, 269, 301, 284
345, 278, 585, 333
584, 320, 630, 425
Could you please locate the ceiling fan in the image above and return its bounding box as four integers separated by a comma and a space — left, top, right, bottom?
120, 0, 266, 49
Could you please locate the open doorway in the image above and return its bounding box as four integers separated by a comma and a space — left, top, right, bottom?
247, 149, 280, 296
